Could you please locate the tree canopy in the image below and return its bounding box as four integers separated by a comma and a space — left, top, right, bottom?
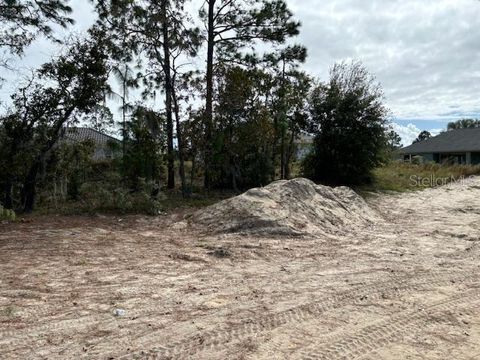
413, 130, 432, 144
447, 118, 480, 130
0, 31, 111, 211
302, 62, 389, 185
0, 0, 73, 66
0, 0, 399, 213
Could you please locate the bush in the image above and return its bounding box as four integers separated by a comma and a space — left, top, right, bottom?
0, 205, 16, 221
302, 62, 388, 185
411, 155, 424, 165
78, 178, 162, 215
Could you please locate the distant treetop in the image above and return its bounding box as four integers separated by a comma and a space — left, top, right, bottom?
413, 130, 432, 144
447, 118, 480, 130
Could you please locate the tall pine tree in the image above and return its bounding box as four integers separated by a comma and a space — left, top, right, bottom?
95, 0, 199, 190
199, 0, 301, 188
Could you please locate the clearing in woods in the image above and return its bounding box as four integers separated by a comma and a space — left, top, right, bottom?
1, 178, 480, 359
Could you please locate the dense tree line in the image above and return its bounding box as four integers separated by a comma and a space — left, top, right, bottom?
0, 0, 397, 213
447, 118, 480, 130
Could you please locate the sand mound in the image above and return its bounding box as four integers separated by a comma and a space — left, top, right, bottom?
193, 178, 380, 236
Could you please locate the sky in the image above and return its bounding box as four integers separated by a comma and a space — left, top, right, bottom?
1, 0, 480, 145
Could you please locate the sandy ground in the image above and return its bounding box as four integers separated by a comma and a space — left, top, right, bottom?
1, 178, 480, 359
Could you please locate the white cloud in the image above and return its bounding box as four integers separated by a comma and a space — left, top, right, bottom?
430, 129, 443, 137
391, 123, 443, 146
391, 123, 421, 146
287, 0, 480, 120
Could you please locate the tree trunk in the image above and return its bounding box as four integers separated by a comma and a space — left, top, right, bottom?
266, 92, 276, 181
3, 181, 13, 209
190, 153, 196, 188
280, 128, 286, 179
161, 0, 175, 189
22, 108, 74, 213
23, 161, 40, 213
271, 114, 278, 181
279, 59, 287, 180
228, 122, 237, 192
204, 0, 216, 190
3, 139, 19, 209
172, 86, 188, 197
122, 68, 127, 158
285, 129, 296, 179
121, 67, 128, 184
231, 165, 238, 193
273, 59, 288, 180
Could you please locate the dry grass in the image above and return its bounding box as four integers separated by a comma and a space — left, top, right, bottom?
365, 162, 480, 192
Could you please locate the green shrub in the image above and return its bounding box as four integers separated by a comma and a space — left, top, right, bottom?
302, 62, 389, 186
411, 155, 423, 165
0, 205, 16, 221
78, 179, 161, 215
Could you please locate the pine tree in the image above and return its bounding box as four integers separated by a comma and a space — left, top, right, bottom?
0, 0, 73, 67
199, 0, 301, 188
263, 45, 308, 179
96, 0, 199, 191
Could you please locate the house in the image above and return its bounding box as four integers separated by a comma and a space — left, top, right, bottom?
398, 128, 480, 165
62, 127, 121, 161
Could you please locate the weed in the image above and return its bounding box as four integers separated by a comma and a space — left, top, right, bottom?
2, 305, 16, 317
75, 257, 88, 266
207, 247, 232, 258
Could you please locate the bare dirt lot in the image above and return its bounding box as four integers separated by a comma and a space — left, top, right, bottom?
1, 178, 480, 359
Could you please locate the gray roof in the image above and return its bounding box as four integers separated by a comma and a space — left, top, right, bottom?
398, 128, 480, 154
64, 127, 120, 146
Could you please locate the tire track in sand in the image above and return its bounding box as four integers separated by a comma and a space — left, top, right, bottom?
115, 271, 477, 360
297, 288, 480, 360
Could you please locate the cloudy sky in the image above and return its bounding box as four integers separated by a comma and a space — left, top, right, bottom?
287, 0, 480, 144
2, 0, 480, 145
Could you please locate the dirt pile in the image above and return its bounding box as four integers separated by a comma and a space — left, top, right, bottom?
193, 178, 380, 236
